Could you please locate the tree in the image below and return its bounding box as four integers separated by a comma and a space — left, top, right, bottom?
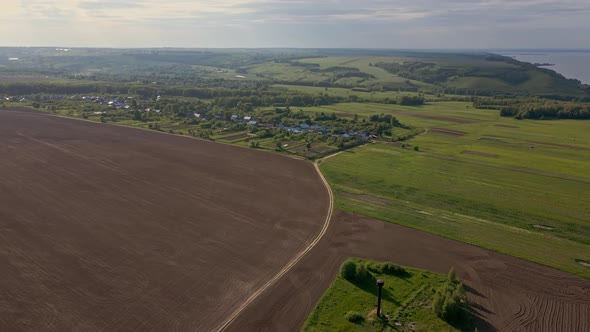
340, 260, 357, 281
447, 267, 456, 283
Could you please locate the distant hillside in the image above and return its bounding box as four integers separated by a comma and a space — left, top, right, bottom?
373, 54, 589, 99
0, 48, 588, 99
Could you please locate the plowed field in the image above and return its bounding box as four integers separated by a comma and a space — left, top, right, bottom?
226, 212, 590, 332
0, 109, 330, 331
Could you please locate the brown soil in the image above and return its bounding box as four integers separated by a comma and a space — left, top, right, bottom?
221, 132, 250, 141
280, 140, 304, 148
303, 151, 319, 158
226, 212, 590, 332
494, 124, 519, 129
311, 145, 335, 154
394, 111, 476, 124
292, 144, 335, 156
0, 109, 330, 331
290, 143, 314, 152
461, 150, 499, 158
431, 128, 467, 136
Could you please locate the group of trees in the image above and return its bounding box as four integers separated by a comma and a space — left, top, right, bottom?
340, 259, 370, 284
475, 97, 590, 119
432, 268, 470, 326
1, 82, 351, 109
340, 259, 408, 284
375, 61, 530, 86
397, 94, 425, 106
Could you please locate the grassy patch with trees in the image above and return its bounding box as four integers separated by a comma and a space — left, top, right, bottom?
303, 258, 474, 332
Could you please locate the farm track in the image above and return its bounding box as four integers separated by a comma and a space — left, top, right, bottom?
214, 155, 335, 332
225, 212, 590, 332
2, 108, 589, 332
0, 109, 330, 331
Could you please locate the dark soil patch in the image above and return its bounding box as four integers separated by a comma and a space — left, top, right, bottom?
303, 151, 319, 158
461, 150, 499, 158
164, 124, 192, 130
0, 109, 329, 331
494, 124, 519, 129
281, 141, 305, 149
291, 143, 314, 152
312, 145, 336, 154
228, 212, 590, 332
394, 111, 477, 124
431, 128, 466, 136
221, 132, 250, 141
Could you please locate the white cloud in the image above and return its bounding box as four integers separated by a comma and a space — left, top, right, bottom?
1, 0, 589, 47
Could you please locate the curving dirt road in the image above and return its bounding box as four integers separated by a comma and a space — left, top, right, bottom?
0, 109, 331, 331
214, 157, 335, 332
224, 212, 590, 332
2, 109, 588, 332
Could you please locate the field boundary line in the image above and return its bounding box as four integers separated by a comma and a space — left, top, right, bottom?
6, 108, 309, 161
214, 155, 336, 332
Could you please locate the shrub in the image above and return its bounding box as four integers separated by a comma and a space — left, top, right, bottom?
355, 263, 369, 281
341, 259, 374, 283
367, 262, 408, 277
433, 267, 470, 325
345, 311, 364, 323
340, 260, 357, 281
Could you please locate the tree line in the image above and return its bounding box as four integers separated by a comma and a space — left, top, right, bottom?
474, 97, 590, 119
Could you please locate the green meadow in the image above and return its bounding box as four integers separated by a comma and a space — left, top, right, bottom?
319, 104, 590, 278
303, 259, 464, 332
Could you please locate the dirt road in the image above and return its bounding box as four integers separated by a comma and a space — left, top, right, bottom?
225, 211, 590, 332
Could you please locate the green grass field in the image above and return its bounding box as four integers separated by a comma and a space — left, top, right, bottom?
319, 105, 590, 278
295, 57, 433, 89
303, 259, 464, 332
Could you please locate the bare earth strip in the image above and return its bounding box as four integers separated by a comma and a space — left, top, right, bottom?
0, 109, 330, 331
226, 212, 590, 332
393, 112, 476, 124
431, 128, 467, 136
484, 134, 590, 151
461, 150, 499, 158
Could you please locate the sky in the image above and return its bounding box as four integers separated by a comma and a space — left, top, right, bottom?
1, 0, 590, 48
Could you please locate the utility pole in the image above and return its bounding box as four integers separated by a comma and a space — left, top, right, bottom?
376, 279, 385, 317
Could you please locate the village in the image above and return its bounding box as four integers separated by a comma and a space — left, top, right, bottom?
4, 93, 397, 146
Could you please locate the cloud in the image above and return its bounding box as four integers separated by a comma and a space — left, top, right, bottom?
78, 1, 146, 10
1, 0, 590, 48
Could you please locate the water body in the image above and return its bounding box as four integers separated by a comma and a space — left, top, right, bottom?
496, 51, 590, 85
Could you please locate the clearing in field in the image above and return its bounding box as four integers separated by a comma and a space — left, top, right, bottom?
303, 258, 472, 332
